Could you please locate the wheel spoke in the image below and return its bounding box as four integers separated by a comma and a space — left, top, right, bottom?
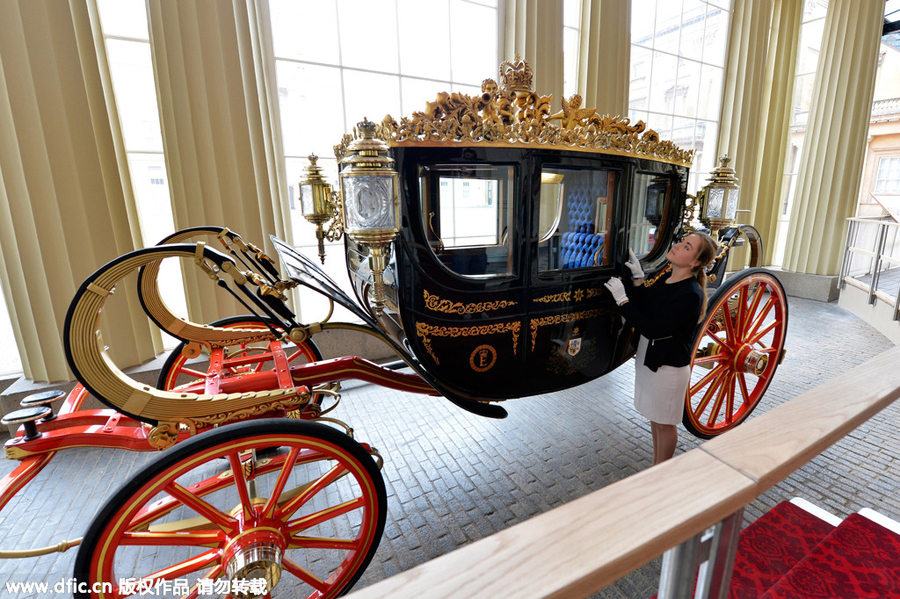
284, 496, 368, 536
741, 283, 766, 338
705, 372, 733, 427
721, 301, 737, 345
737, 371, 752, 406
748, 320, 779, 346
744, 293, 777, 342
724, 373, 736, 424
692, 368, 728, 416
120, 530, 224, 547
262, 446, 302, 518
690, 363, 727, 396
164, 482, 237, 533
131, 549, 222, 586
276, 462, 346, 520
692, 354, 720, 366
226, 452, 255, 519
281, 556, 329, 592
289, 535, 361, 551
184, 564, 225, 599
735, 285, 749, 338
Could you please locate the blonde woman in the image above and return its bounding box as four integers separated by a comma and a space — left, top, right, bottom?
604, 232, 718, 465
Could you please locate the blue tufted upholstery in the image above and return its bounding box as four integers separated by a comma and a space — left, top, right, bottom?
558, 174, 604, 268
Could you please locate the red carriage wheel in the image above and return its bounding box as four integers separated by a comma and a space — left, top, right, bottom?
683, 268, 788, 439
73, 419, 386, 599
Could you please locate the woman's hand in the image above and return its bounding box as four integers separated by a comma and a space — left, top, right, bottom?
604, 277, 629, 306
625, 249, 644, 281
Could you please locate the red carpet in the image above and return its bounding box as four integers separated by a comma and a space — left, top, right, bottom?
648, 502, 900, 598
729, 501, 835, 599
761, 513, 900, 598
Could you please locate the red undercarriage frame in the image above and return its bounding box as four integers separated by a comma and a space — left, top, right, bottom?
0, 345, 436, 514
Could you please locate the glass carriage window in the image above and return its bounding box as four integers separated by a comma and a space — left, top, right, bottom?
538, 168, 615, 271
629, 172, 673, 256
419, 164, 514, 277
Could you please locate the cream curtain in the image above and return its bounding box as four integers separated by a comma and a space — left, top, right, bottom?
783, 0, 884, 275
577, 0, 630, 117
0, 0, 161, 382
504, 0, 565, 105
716, 0, 773, 250
751, 0, 802, 256
147, 0, 292, 326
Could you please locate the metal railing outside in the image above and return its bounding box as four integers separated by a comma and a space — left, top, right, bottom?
840, 217, 900, 321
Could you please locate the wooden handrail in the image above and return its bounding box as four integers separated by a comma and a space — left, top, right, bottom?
345, 344, 900, 599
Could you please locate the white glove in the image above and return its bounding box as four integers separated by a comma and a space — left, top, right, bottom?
625, 249, 644, 280
604, 277, 629, 306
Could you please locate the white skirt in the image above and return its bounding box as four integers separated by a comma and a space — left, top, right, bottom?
634, 336, 691, 425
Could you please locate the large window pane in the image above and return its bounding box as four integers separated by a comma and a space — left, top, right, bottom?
679, 0, 707, 61
342, 70, 401, 132
702, 4, 729, 67
0, 286, 22, 376
270, 0, 340, 65
97, 0, 149, 40
674, 58, 701, 118
106, 39, 163, 153
654, 0, 684, 54
450, 1, 498, 84
697, 63, 723, 121
399, 0, 451, 80
649, 51, 678, 114
277, 62, 345, 159
633, 0, 657, 47
402, 77, 452, 115
338, 0, 400, 72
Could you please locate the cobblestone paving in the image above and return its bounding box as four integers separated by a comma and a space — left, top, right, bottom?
0, 297, 895, 598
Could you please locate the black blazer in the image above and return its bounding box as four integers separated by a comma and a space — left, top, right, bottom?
619, 270, 703, 372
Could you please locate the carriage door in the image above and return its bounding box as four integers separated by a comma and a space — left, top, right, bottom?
525, 162, 621, 392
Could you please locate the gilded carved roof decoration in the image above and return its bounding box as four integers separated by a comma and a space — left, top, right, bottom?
334, 56, 693, 167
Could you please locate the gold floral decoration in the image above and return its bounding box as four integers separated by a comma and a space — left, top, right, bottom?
534, 288, 604, 304
415, 321, 521, 364
335, 55, 693, 168
423, 289, 517, 314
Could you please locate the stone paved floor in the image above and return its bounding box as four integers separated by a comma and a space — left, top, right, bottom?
0, 297, 896, 598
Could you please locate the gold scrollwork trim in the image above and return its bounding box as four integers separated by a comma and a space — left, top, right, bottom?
189, 396, 309, 427
334, 56, 693, 168
534, 288, 604, 304
423, 289, 517, 314
415, 321, 521, 364
530, 308, 614, 351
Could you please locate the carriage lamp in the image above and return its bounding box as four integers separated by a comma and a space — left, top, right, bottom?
299, 154, 339, 264
697, 155, 741, 237
339, 118, 400, 316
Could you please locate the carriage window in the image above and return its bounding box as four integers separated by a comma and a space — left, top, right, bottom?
419, 164, 514, 277
630, 173, 672, 256
538, 168, 614, 271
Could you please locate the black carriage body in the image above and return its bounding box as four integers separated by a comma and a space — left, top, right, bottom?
345, 144, 690, 401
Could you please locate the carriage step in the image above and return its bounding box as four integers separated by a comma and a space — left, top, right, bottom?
19, 389, 66, 421
1, 406, 53, 441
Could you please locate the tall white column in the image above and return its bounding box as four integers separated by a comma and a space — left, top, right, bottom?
783, 0, 884, 275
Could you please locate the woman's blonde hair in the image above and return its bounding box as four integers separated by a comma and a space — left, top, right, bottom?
688, 231, 719, 323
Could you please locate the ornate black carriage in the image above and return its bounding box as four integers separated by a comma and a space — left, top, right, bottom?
0, 57, 786, 598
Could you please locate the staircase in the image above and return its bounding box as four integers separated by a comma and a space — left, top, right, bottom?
701, 499, 900, 598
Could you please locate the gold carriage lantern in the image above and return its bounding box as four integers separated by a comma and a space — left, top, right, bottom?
698, 155, 740, 237
299, 154, 339, 264
339, 118, 401, 316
